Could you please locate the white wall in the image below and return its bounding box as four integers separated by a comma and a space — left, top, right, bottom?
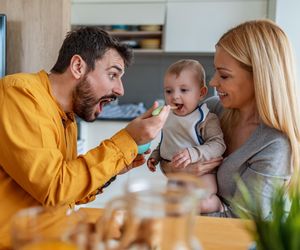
269, 0, 300, 80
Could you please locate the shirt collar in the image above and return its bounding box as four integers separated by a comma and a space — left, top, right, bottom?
38, 70, 75, 125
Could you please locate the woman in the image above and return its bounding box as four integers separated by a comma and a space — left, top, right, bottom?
204, 19, 300, 217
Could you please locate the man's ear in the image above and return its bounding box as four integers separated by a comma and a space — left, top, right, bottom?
70, 55, 87, 80
200, 85, 208, 98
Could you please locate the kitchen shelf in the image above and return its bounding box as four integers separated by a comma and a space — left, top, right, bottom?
108, 28, 163, 50
72, 24, 164, 51
108, 31, 162, 37
133, 49, 163, 53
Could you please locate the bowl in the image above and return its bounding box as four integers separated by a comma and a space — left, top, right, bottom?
111, 25, 128, 31
139, 25, 161, 32
139, 39, 160, 49
137, 142, 151, 154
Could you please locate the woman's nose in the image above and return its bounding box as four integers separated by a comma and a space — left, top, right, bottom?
209, 74, 218, 88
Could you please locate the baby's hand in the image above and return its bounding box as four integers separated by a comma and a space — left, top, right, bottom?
171, 149, 191, 169
147, 158, 158, 172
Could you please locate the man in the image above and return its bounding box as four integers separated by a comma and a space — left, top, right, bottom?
0, 27, 170, 248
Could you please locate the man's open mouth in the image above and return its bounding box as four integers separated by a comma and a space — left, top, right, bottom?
100, 97, 116, 106
98, 97, 117, 112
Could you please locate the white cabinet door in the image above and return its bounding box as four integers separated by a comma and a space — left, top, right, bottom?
72, 0, 164, 2
72, 2, 166, 25
164, 0, 267, 52
79, 120, 162, 154
80, 120, 128, 152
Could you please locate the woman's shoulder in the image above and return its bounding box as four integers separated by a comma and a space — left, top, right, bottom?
258, 123, 290, 147
204, 96, 224, 118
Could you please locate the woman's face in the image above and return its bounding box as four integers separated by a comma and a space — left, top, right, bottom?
209, 46, 255, 111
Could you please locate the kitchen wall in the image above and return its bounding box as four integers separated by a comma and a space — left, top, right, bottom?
119, 53, 215, 108
0, 0, 70, 74
269, 0, 300, 80
71, 0, 268, 106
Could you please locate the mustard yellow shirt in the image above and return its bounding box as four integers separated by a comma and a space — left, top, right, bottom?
0, 71, 137, 248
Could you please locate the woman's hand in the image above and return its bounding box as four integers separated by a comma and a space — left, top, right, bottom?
171, 149, 191, 169
186, 157, 223, 176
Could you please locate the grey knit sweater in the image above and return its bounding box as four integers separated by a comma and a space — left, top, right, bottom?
206, 96, 291, 218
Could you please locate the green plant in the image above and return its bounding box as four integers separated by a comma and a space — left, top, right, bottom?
235, 182, 300, 250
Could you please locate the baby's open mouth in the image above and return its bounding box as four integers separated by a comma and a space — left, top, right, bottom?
174, 104, 183, 110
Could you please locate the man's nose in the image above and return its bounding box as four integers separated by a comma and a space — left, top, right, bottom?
114, 80, 124, 96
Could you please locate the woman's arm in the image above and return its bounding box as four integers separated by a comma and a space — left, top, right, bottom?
230, 134, 291, 218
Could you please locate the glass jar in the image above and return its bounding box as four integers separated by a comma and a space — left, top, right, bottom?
96, 173, 206, 250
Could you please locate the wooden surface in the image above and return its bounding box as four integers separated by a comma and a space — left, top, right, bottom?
81, 207, 254, 250
0, 0, 71, 74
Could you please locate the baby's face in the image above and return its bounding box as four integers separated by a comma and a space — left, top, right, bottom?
163, 69, 206, 116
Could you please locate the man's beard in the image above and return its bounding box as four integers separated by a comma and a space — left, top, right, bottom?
72, 76, 116, 122
72, 77, 99, 121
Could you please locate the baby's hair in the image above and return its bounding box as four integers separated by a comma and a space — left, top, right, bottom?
166, 59, 206, 87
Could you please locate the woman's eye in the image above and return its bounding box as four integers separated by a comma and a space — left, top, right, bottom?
220, 75, 228, 80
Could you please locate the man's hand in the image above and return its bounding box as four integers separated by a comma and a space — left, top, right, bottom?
125, 102, 170, 145
171, 149, 191, 169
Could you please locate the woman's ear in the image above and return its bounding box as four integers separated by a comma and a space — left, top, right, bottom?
70, 55, 87, 80
200, 85, 208, 98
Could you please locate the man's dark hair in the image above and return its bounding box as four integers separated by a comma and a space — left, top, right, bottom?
51, 27, 133, 74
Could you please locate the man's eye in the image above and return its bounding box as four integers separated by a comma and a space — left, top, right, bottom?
109, 73, 116, 80
220, 75, 228, 79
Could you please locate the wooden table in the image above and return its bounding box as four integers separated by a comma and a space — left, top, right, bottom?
81, 208, 254, 250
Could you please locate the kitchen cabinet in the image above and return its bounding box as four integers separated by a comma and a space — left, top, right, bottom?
164, 0, 268, 52
78, 117, 164, 209
80, 120, 128, 152
72, 0, 267, 53
0, 0, 70, 74
71, 0, 166, 52
100, 26, 164, 52
71, 1, 165, 25
79, 120, 161, 154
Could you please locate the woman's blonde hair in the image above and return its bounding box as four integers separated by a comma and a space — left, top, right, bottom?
217, 19, 300, 186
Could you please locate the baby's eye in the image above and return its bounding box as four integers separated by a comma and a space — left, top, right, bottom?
181, 88, 189, 92
165, 89, 172, 94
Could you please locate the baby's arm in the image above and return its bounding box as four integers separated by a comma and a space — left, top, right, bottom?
147, 144, 161, 172
188, 113, 226, 163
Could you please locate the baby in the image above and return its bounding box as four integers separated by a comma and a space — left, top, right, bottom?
147, 59, 226, 213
